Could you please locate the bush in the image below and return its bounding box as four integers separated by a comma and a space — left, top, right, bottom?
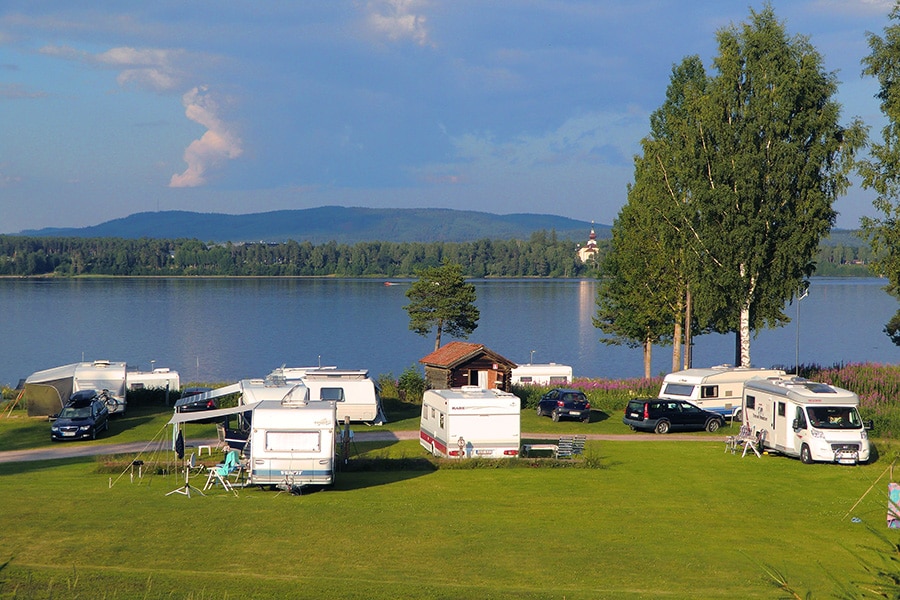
398, 365, 426, 404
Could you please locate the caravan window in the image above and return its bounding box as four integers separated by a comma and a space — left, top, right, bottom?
266, 431, 321, 452
700, 385, 718, 399
777, 402, 786, 417
319, 387, 345, 402
549, 376, 568, 384
519, 376, 533, 383
746, 395, 756, 410
663, 383, 694, 397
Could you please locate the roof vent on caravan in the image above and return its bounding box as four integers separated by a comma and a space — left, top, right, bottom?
281, 384, 309, 407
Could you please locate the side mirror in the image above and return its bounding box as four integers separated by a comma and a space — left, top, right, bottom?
49, 414, 58, 421
792, 418, 801, 430
865, 420, 874, 431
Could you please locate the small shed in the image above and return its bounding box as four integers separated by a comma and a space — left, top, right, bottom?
419, 341, 518, 392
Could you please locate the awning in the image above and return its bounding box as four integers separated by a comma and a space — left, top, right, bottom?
168, 401, 261, 425
173, 382, 242, 409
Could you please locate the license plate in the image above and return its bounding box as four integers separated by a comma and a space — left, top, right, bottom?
62, 431, 75, 437
476, 449, 493, 456
569, 411, 580, 416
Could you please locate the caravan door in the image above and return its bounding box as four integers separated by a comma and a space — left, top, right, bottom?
770, 399, 793, 454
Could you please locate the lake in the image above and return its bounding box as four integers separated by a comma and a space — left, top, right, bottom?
1, 277, 898, 387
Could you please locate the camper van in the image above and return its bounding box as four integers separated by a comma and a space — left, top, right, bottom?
742, 377, 871, 465
24, 360, 128, 417
510, 363, 573, 386
419, 386, 521, 459
126, 367, 180, 392
659, 365, 786, 421
271, 367, 385, 424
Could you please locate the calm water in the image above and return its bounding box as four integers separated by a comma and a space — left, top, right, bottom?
1, 277, 898, 387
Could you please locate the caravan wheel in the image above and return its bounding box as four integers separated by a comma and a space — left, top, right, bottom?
733, 408, 742, 422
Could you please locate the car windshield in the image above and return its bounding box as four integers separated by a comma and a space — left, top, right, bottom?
806, 406, 862, 430
59, 406, 92, 419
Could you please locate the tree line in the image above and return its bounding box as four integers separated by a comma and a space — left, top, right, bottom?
0, 231, 600, 278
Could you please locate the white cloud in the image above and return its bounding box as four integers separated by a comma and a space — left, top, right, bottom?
169, 86, 243, 188
41, 44, 187, 92
366, 0, 432, 46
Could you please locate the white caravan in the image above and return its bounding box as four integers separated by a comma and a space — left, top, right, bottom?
170, 379, 338, 490
24, 360, 128, 417
659, 365, 786, 421
270, 366, 386, 424
419, 386, 521, 459
126, 367, 180, 392
510, 363, 573, 386
742, 377, 871, 465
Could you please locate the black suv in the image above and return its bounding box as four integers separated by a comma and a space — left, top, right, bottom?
623, 398, 723, 434
50, 390, 110, 441
536, 388, 591, 422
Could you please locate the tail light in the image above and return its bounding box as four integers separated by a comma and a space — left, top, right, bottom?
449, 450, 462, 457
557, 400, 565, 407
503, 449, 518, 456
585, 403, 591, 410
643, 403, 650, 419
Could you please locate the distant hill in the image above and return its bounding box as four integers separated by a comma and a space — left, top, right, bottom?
18, 206, 609, 244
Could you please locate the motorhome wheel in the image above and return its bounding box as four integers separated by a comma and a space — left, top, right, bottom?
800, 444, 813, 464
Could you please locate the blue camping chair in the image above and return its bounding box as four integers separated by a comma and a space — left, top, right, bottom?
204, 449, 240, 492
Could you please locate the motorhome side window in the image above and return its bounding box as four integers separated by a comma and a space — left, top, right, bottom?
746, 395, 755, 410
777, 402, 786, 417
320, 387, 345, 402
700, 385, 718, 399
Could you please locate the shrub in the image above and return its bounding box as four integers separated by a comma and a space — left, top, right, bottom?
398, 365, 426, 404
512, 377, 661, 414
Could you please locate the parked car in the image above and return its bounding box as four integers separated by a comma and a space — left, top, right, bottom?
50, 390, 110, 441
623, 398, 724, 434
175, 387, 215, 413
536, 388, 591, 422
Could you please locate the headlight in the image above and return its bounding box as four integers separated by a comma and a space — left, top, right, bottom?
861, 430, 868, 440
811, 429, 824, 438
50, 426, 59, 432
78, 426, 90, 431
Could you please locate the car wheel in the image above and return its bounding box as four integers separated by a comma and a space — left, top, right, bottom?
800, 444, 814, 464
536, 405, 543, 417
582, 416, 590, 423
654, 420, 670, 434
706, 419, 721, 433
551, 409, 560, 422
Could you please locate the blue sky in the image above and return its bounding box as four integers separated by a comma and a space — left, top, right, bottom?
0, 0, 894, 234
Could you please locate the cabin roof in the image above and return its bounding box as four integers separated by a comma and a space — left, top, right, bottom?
419, 341, 517, 369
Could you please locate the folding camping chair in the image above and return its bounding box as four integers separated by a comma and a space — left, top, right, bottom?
204, 449, 240, 493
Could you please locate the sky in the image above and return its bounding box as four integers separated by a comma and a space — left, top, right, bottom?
0, 0, 896, 234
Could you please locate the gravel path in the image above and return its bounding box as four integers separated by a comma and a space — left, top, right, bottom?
0, 429, 725, 464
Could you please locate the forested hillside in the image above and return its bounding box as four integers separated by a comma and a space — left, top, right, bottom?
0, 231, 874, 278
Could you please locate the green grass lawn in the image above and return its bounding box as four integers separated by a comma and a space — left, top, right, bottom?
0, 435, 897, 599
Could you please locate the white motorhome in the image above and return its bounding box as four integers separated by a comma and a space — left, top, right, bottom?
419, 386, 521, 459
126, 367, 180, 391
510, 363, 573, 386
170, 379, 338, 490
24, 360, 128, 417
271, 366, 386, 424
742, 377, 871, 465
659, 365, 786, 421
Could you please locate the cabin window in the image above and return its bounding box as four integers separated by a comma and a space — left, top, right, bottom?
319, 387, 345, 402
795, 407, 807, 429
746, 395, 756, 410
266, 431, 321, 452
777, 402, 786, 417
700, 385, 718, 399
663, 383, 694, 397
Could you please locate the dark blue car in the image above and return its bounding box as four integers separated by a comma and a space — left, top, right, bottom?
536, 388, 591, 422
50, 390, 110, 441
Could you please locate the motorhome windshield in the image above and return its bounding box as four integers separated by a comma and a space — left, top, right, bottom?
662, 383, 694, 397
806, 406, 863, 430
